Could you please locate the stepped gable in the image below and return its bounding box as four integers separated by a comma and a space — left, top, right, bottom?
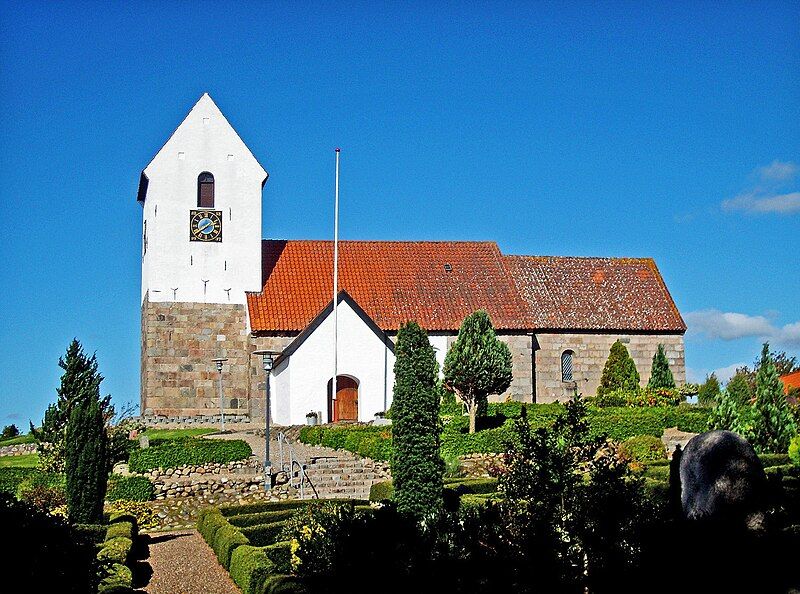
247, 240, 529, 333
503, 255, 686, 332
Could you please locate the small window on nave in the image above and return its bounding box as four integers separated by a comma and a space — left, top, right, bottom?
198, 172, 215, 207
561, 350, 574, 382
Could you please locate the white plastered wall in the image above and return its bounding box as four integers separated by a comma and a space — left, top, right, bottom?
140, 93, 267, 305
270, 300, 397, 426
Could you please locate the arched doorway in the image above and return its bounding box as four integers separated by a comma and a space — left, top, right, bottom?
327, 376, 359, 423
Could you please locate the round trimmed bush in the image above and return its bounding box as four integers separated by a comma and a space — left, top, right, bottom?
619, 435, 667, 465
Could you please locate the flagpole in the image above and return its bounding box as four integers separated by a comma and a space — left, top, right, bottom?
332, 148, 340, 422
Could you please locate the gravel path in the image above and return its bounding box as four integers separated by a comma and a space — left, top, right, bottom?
143, 530, 241, 594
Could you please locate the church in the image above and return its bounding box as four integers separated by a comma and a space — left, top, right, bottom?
139, 94, 686, 426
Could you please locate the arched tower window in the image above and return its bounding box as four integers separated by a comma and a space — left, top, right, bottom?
198, 172, 215, 207
561, 350, 574, 382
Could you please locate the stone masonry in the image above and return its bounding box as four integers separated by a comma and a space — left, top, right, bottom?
533, 332, 685, 402
141, 297, 252, 418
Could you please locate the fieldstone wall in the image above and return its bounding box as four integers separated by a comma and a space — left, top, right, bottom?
533, 332, 686, 403
0, 443, 37, 456
141, 297, 251, 418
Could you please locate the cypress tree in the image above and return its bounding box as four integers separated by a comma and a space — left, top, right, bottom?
751, 343, 796, 454
31, 339, 112, 473
597, 340, 640, 397
647, 344, 675, 389
391, 321, 443, 518
708, 387, 740, 432
443, 310, 512, 434
697, 373, 721, 407
65, 398, 109, 523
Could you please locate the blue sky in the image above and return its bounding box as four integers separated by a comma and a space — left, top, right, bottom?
1, 1, 798, 425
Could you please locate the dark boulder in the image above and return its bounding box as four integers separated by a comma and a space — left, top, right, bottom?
679, 430, 767, 531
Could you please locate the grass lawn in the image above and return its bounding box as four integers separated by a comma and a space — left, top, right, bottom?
142, 428, 217, 440
0, 433, 35, 446
0, 453, 39, 468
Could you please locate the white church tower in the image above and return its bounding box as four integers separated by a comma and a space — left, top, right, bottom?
137, 93, 267, 304
138, 94, 267, 419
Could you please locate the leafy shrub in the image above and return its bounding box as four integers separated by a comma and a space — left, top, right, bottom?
369, 480, 394, 501
619, 435, 667, 465
230, 545, 274, 594
106, 500, 158, 530
790, 435, 800, 467
594, 389, 628, 407
20, 484, 67, 513
597, 340, 640, 396
106, 475, 154, 502
261, 574, 309, 594
128, 438, 252, 472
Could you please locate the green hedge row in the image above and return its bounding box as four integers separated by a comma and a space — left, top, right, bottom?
97, 513, 139, 594
300, 404, 711, 460
128, 438, 252, 473
369, 477, 499, 502
197, 506, 301, 594
0, 467, 39, 494
229, 509, 298, 528
106, 475, 154, 502
298, 425, 392, 461
220, 498, 365, 517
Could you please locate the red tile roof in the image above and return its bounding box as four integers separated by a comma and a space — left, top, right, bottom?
247, 241, 686, 334
503, 256, 686, 332
247, 240, 529, 333
781, 371, 800, 395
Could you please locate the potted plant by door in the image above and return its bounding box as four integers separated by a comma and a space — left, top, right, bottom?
305, 411, 319, 426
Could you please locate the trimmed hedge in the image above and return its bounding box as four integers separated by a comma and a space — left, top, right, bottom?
74, 522, 107, 545
198, 508, 229, 543
106, 475, 154, 502
128, 438, 252, 473
240, 520, 288, 547
300, 404, 711, 460
261, 575, 309, 594
229, 509, 298, 528
106, 521, 135, 541
98, 536, 133, 566
214, 523, 251, 568
230, 545, 275, 594
98, 563, 134, 594
759, 454, 791, 468
619, 435, 667, 464
220, 499, 365, 517
370, 477, 499, 502
298, 425, 391, 461
264, 541, 292, 574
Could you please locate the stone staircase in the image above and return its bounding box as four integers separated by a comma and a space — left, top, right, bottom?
296, 454, 386, 500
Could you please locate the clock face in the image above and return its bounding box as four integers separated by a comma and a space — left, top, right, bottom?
189, 210, 223, 242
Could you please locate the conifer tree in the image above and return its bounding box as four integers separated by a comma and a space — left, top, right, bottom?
391, 321, 443, 518
708, 388, 740, 432
444, 310, 512, 434
31, 339, 112, 472
65, 397, 109, 523
697, 373, 721, 407
725, 372, 753, 407
751, 343, 796, 454
647, 344, 675, 389
597, 340, 640, 397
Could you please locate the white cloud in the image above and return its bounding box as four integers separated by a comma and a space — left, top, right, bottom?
721, 160, 799, 215
685, 309, 800, 347
722, 191, 800, 214
711, 363, 745, 385
757, 160, 798, 183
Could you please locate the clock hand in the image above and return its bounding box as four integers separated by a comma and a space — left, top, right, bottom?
199, 221, 214, 232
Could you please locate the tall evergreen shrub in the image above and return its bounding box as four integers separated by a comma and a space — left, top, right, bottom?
751, 343, 796, 454
726, 373, 753, 407
697, 373, 721, 407
647, 344, 675, 389
66, 398, 109, 523
443, 310, 512, 434
597, 341, 640, 397
391, 321, 443, 518
32, 339, 113, 472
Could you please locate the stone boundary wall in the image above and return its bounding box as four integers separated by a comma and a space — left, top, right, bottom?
142, 457, 263, 482
0, 443, 37, 457
459, 453, 505, 478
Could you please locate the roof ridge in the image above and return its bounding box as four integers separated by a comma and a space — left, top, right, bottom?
262, 239, 500, 245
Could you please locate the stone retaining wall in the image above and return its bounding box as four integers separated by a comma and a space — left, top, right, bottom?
0, 443, 37, 457
459, 453, 505, 478
143, 457, 263, 483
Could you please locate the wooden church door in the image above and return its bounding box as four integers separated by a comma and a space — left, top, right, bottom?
329, 376, 359, 422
